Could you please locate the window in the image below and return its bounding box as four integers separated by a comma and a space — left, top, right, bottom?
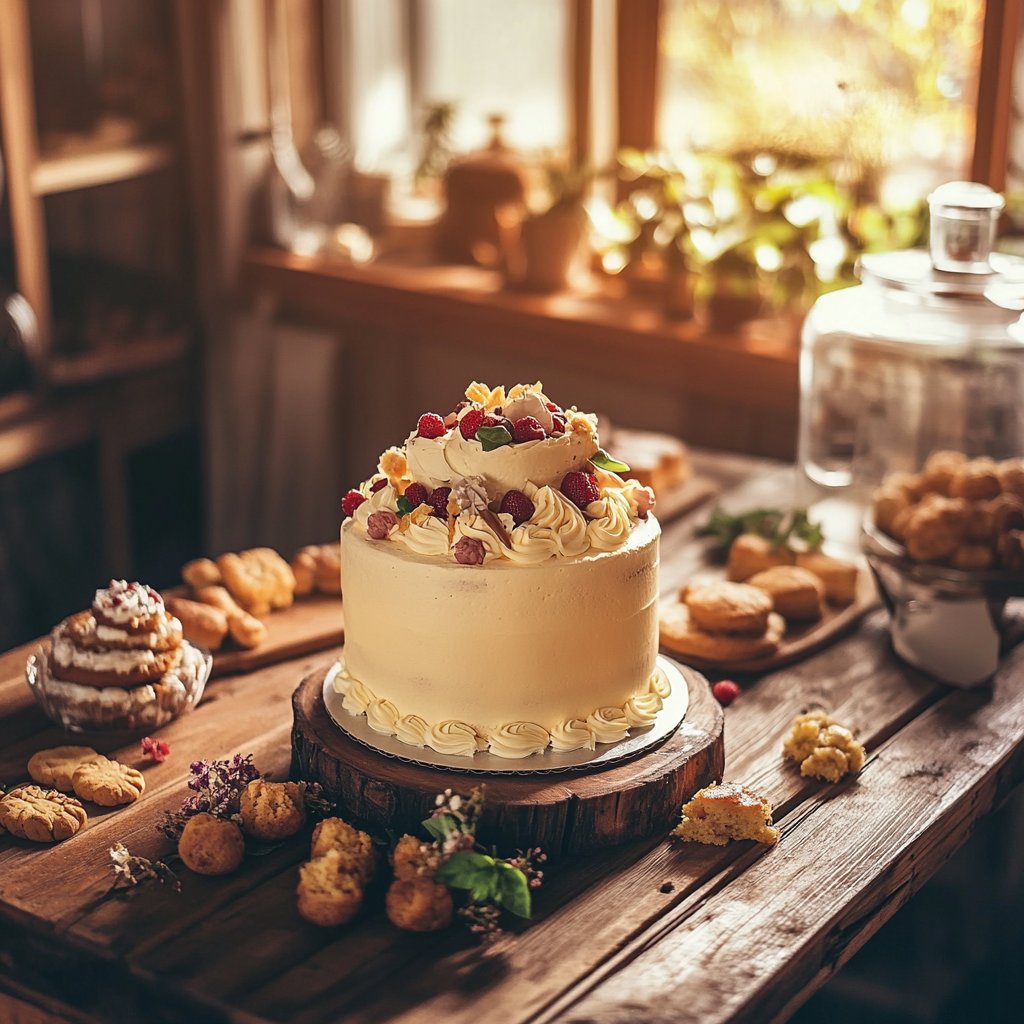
658, 0, 985, 205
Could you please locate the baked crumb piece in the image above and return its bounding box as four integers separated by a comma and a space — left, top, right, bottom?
671, 782, 780, 847
782, 712, 866, 782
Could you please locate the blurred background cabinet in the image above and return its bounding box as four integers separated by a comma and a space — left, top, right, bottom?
0, 0, 205, 650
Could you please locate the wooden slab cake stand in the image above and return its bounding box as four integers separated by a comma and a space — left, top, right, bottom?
291, 659, 724, 856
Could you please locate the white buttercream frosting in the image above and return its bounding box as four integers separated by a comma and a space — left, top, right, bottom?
395, 515, 450, 557
93, 580, 164, 623
549, 719, 597, 752
585, 489, 635, 551
429, 720, 486, 756
586, 706, 631, 744
53, 636, 160, 674
487, 722, 552, 759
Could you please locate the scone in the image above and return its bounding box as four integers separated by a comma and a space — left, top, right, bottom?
660, 603, 784, 662
310, 817, 376, 882
178, 813, 245, 875
782, 710, 866, 782
297, 849, 365, 927
726, 533, 794, 582
746, 565, 824, 622
385, 877, 454, 932
239, 779, 307, 840
672, 782, 780, 847
685, 581, 773, 635
794, 551, 859, 606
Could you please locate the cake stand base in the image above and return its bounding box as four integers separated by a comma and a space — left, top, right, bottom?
291, 657, 724, 856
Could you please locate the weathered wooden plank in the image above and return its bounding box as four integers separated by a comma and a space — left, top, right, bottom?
546, 647, 1024, 1024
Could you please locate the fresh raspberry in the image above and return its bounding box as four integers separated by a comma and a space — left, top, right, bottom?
550, 413, 567, 434
560, 471, 600, 509
367, 510, 398, 540
459, 408, 486, 440
370, 478, 388, 492
416, 413, 446, 439
512, 416, 546, 443
712, 680, 741, 706
341, 489, 366, 517
499, 489, 535, 526
428, 486, 452, 518
404, 483, 428, 507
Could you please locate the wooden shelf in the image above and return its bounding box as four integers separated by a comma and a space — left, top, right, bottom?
31, 141, 174, 196
48, 332, 191, 387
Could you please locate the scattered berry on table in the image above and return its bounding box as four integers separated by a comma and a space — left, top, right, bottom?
712, 680, 741, 706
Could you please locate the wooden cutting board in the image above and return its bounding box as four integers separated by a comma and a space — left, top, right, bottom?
209, 594, 344, 678
654, 474, 720, 524
659, 567, 878, 675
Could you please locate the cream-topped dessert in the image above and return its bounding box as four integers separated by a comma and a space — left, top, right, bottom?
337, 381, 664, 759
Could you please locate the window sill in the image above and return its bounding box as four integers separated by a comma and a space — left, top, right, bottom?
241, 245, 800, 414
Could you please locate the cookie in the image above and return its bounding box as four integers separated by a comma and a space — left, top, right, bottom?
166, 596, 229, 651
50, 616, 181, 688
747, 565, 824, 622
27, 745, 105, 792
660, 603, 784, 662
178, 812, 245, 875
0, 785, 87, 843
949, 458, 1001, 502
726, 533, 794, 582
684, 581, 773, 635
72, 757, 146, 806
921, 450, 967, 496
239, 779, 307, 840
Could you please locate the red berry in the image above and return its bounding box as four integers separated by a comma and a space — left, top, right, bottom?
482, 414, 513, 433
512, 416, 546, 443
712, 680, 741, 706
342, 489, 366, 517
550, 413, 567, 434
545, 401, 561, 413
500, 489, 536, 526
370, 478, 388, 492
560, 471, 600, 509
428, 486, 452, 518
459, 408, 486, 440
416, 413, 446, 439
404, 483, 428, 507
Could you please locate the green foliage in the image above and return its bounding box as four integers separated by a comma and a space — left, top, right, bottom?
476, 426, 513, 451
591, 448, 631, 473
697, 506, 825, 555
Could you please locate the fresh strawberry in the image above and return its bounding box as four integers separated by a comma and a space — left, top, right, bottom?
459, 408, 486, 440
560, 471, 600, 508
550, 413, 567, 434
416, 413, 446, 439
341, 490, 366, 517
499, 489, 535, 526
428, 486, 452, 518
512, 416, 546, 443
712, 680, 741, 706
404, 483, 428, 507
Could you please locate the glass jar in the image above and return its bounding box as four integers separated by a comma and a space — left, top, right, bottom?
798, 182, 1024, 550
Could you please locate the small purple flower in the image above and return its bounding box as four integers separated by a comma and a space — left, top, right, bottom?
454, 537, 485, 565
367, 509, 398, 540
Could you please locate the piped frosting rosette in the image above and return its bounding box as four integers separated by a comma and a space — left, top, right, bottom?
340, 381, 658, 566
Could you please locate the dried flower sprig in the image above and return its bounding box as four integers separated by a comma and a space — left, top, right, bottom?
157, 752, 262, 841
421, 785, 545, 942
140, 736, 171, 763
108, 842, 181, 894
303, 781, 337, 819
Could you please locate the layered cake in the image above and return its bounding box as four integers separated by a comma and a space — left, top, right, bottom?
43, 580, 208, 729
336, 381, 666, 759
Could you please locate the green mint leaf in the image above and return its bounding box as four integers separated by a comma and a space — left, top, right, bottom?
435, 851, 499, 903
422, 814, 455, 841
590, 448, 630, 473
396, 495, 415, 518
476, 426, 513, 452
494, 862, 532, 918
697, 505, 824, 555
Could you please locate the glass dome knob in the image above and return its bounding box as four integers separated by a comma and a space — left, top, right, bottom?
928, 181, 1005, 275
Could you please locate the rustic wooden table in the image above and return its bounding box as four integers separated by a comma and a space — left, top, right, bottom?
2, 453, 1022, 1024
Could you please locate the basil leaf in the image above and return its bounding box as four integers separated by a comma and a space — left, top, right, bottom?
422, 814, 455, 841
396, 495, 415, 518
476, 426, 513, 452
590, 447, 630, 473
494, 862, 532, 918
435, 851, 499, 903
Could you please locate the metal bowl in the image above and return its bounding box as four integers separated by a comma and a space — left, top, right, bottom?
861, 516, 1024, 686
